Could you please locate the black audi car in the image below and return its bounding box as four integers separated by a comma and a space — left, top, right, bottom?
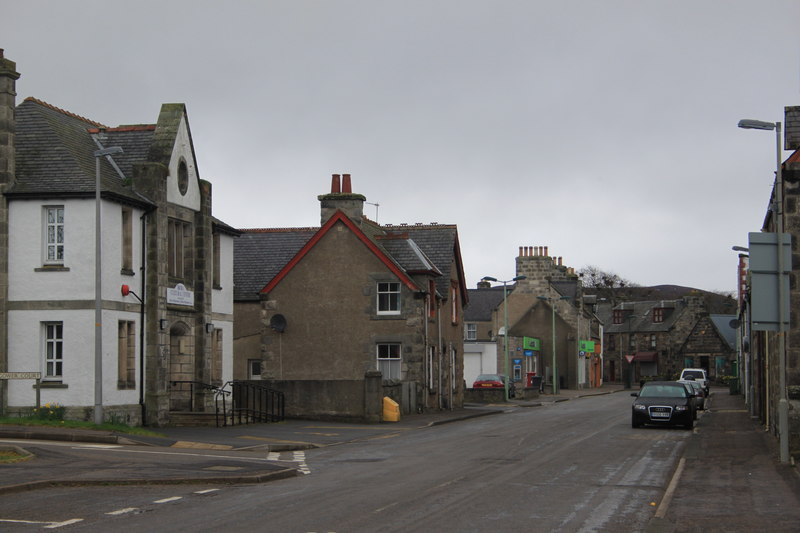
631, 381, 695, 429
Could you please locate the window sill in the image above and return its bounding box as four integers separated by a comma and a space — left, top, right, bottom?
35, 266, 70, 272
121, 269, 135, 277
35, 382, 68, 389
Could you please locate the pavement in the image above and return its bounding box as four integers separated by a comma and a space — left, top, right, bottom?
1, 384, 800, 531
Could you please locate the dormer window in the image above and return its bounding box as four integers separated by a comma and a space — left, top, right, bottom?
653, 308, 665, 323
177, 159, 189, 196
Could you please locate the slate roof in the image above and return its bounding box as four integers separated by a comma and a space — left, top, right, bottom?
10, 98, 153, 207
233, 219, 467, 305
710, 315, 737, 350
599, 299, 687, 334
464, 286, 507, 321
234, 228, 317, 301
382, 224, 461, 300
551, 280, 579, 302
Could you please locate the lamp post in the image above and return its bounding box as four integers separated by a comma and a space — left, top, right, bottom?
482, 275, 526, 401
93, 146, 123, 425
538, 295, 570, 394
738, 118, 789, 464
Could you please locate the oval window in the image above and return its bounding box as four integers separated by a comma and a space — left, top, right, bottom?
177, 160, 189, 196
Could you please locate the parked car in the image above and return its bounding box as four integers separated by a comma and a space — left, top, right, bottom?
631, 381, 695, 429
679, 368, 709, 395
679, 379, 706, 411
472, 374, 516, 398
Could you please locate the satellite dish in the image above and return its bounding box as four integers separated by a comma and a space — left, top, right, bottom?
270, 314, 287, 333
729, 319, 741, 328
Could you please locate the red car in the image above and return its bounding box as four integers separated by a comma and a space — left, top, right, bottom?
472, 374, 516, 397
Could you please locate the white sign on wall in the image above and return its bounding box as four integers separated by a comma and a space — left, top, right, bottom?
167, 283, 194, 306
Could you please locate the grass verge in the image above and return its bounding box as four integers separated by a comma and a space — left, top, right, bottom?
0, 417, 165, 437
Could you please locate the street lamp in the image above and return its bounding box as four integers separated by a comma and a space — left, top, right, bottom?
538, 295, 570, 394
738, 118, 789, 464
482, 275, 527, 401
93, 146, 123, 425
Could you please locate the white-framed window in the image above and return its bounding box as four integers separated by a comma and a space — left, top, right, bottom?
43, 322, 63, 380
44, 206, 65, 264
377, 282, 401, 315
465, 323, 477, 341
650, 334, 657, 348
248, 359, 262, 380
118, 320, 136, 389
377, 343, 401, 380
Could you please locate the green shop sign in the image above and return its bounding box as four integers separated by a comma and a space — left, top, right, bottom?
523, 337, 541, 350
579, 340, 595, 353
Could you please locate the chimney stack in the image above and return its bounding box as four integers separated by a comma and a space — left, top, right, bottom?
318, 173, 366, 226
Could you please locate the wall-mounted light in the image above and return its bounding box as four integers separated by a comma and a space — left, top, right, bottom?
205, 323, 215, 334
159, 319, 168, 330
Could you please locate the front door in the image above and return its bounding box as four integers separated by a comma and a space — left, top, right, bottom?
168, 321, 195, 411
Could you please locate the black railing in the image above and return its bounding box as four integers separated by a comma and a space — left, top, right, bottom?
169, 380, 227, 412
216, 380, 285, 427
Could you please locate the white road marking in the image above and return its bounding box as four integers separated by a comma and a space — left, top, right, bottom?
0, 439, 272, 463
655, 457, 685, 518
292, 451, 311, 475
44, 518, 84, 528
105, 508, 138, 516
153, 496, 183, 504
194, 489, 220, 494
0, 518, 83, 528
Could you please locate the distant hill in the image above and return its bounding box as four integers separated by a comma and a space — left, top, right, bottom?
586, 284, 737, 315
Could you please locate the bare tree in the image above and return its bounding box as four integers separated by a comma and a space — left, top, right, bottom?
578, 265, 631, 289
578, 265, 635, 306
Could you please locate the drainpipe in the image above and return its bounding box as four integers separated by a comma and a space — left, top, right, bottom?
438, 305, 443, 409
449, 342, 454, 410
424, 293, 429, 410
138, 212, 147, 425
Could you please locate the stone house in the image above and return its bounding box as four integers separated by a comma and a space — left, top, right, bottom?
597, 296, 735, 385
0, 51, 236, 426
233, 174, 468, 421
736, 105, 800, 457
466, 246, 602, 392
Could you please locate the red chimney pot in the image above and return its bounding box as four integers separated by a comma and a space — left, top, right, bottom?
342, 173, 352, 193
331, 174, 341, 193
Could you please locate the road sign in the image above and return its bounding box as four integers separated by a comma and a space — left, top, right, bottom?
625, 355, 635, 364
0, 372, 41, 379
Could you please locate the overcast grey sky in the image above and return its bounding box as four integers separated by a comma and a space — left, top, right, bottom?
3, 1, 800, 294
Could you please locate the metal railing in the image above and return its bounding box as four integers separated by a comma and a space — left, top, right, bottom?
169, 380, 227, 412
216, 380, 285, 427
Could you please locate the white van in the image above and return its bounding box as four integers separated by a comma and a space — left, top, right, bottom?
679, 368, 709, 395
